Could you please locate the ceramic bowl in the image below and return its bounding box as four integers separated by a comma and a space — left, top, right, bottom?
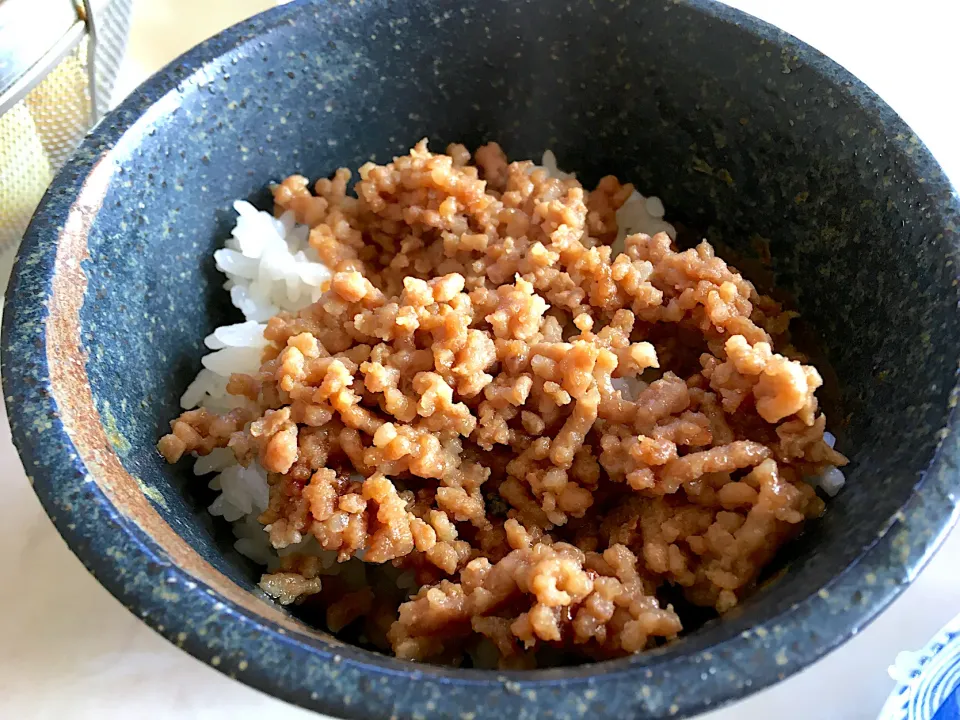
4, 1, 959, 718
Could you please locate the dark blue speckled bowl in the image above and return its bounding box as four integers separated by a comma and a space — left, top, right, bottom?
4, 1, 959, 718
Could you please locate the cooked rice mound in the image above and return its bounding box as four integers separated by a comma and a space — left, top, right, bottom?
159, 140, 848, 667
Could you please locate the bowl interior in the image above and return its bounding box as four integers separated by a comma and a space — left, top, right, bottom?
12, 0, 960, 715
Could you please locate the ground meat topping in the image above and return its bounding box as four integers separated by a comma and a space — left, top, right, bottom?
160, 140, 847, 667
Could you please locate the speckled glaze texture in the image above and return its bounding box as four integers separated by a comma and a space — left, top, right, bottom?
3, 0, 959, 718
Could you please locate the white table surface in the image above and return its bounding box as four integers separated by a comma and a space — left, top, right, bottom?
2, 1, 959, 718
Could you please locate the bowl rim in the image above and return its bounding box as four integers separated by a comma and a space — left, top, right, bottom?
4, 0, 959, 718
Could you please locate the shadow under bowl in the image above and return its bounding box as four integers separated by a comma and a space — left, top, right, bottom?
3, 1, 960, 718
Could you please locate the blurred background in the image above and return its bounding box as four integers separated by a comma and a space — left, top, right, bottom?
0, 0, 291, 284
111, 0, 289, 101
0, 1, 957, 719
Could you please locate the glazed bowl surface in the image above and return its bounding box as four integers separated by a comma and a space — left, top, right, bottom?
4, 1, 959, 718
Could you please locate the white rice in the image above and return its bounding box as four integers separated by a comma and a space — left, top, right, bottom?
540, 150, 577, 182
179, 200, 331, 414
180, 200, 333, 560
217, 200, 331, 321
811, 466, 846, 497
184, 152, 844, 570
539, 150, 677, 258
611, 188, 677, 259
610, 375, 647, 400
806, 430, 846, 496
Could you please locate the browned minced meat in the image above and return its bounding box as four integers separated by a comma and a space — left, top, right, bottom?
159, 140, 848, 667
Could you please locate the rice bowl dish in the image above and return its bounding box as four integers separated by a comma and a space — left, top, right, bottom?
158, 140, 848, 667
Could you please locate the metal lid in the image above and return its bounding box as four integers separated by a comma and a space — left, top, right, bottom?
0, 0, 86, 112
